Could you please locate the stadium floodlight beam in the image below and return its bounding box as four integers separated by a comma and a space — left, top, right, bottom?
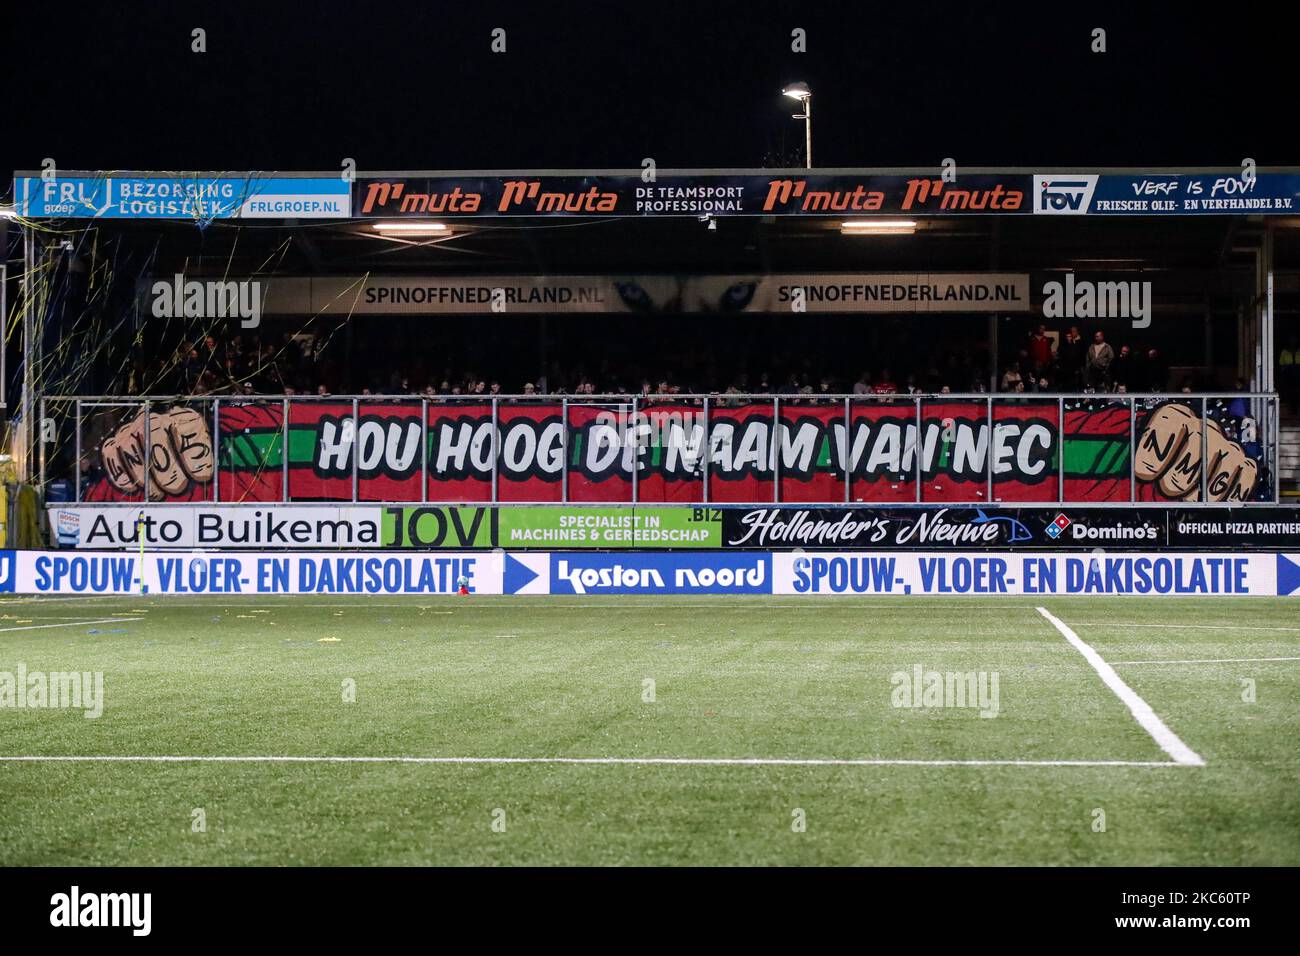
782, 82, 813, 168
841, 219, 917, 235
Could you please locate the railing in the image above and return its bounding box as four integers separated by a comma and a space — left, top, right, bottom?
38, 392, 1281, 506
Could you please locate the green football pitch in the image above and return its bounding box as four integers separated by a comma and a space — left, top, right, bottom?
1, 594, 1297, 866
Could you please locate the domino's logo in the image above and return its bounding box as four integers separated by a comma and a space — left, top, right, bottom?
1045, 513, 1071, 540
1033, 174, 1097, 215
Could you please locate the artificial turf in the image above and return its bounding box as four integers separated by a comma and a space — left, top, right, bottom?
0, 595, 1297, 865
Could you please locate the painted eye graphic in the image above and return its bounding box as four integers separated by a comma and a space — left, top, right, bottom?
616, 282, 654, 312
718, 281, 757, 312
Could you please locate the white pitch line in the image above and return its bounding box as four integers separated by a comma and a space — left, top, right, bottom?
1072, 622, 1300, 633
1037, 607, 1205, 767
1114, 656, 1300, 666
0, 755, 1188, 768
0, 618, 135, 634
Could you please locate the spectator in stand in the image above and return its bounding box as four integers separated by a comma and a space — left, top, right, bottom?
1059, 326, 1085, 388
852, 371, 871, 395
1280, 338, 1298, 412
1228, 379, 1250, 420
1113, 344, 1134, 391
1000, 362, 1023, 392
872, 369, 898, 395
1145, 347, 1168, 392
1028, 325, 1054, 376
1085, 331, 1114, 390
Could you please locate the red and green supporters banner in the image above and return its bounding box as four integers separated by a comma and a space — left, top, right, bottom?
1063, 402, 1131, 502
847, 400, 1058, 503
80, 399, 1263, 504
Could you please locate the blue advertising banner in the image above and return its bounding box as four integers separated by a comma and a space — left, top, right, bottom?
548, 551, 772, 595
774, 552, 1290, 596
1032, 172, 1300, 216
14, 175, 352, 219
3, 549, 1298, 596
13, 170, 1298, 220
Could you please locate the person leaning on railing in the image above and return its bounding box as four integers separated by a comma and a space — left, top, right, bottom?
1281, 339, 1298, 413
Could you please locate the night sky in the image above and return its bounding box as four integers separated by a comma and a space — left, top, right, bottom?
2, 0, 1293, 179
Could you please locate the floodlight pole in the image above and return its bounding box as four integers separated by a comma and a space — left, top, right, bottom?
20, 226, 35, 482
802, 95, 812, 169
782, 84, 813, 169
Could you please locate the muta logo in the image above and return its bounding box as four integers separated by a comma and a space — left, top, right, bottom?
359, 180, 483, 214
761, 179, 885, 212
151, 273, 262, 328
899, 178, 1023, 211
499, 180, 619, 214
1033, 174, 1098, 215
1042, 274, 1151, 327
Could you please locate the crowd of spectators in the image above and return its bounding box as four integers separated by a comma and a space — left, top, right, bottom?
158, 322, 1208, 401
998, 324, 1174, 395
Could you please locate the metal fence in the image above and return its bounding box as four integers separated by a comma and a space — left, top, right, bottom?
38, 392, 1281, 506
